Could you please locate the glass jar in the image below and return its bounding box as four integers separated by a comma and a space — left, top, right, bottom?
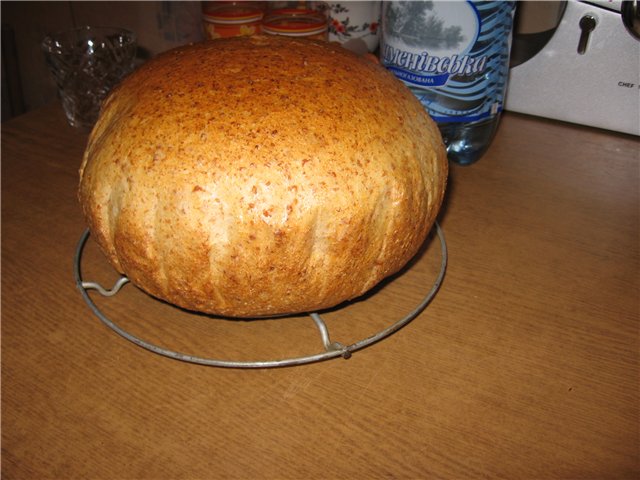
203, 2, 265, 39
262, 8, 328, 41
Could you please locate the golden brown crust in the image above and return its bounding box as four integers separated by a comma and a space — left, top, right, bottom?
78, 35, 447, 317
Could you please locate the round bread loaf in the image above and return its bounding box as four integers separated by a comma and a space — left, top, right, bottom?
78, 35, 447, 318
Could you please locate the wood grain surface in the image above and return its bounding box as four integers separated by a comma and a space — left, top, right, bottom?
2, 102, 638, 479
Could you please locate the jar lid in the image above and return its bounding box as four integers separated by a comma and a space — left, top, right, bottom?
262, 9, 327, 36
204, 5, 263, 24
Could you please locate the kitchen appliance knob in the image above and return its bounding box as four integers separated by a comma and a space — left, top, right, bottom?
622, 0, 640, 40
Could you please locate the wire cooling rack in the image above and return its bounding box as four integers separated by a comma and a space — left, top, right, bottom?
74, 223, 447, 368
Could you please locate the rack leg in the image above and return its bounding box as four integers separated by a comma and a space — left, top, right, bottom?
309, 313, 351, 359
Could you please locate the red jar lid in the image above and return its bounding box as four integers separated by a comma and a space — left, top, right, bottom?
262, 9, 327, 36
204, 4, 263, 24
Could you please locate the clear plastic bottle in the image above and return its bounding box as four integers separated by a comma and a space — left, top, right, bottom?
380, 1, 515, 165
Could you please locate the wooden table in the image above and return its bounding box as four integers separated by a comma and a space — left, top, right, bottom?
2, 102, 638, 479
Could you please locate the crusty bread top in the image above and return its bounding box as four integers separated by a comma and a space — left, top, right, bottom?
78, 35, 447, 317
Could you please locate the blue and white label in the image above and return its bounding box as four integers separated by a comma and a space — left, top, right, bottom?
381, 1, 515, 123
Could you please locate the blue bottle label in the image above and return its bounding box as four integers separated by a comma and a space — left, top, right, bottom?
381, 1, 514, 123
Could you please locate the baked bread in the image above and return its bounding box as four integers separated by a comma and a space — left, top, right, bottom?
78, 35, 447, 318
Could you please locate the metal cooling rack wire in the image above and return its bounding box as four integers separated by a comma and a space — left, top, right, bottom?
74, 222, 447, 368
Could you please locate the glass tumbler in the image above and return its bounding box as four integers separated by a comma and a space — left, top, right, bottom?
42, 26, 136, 128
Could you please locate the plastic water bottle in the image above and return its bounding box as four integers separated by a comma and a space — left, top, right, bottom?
380, 1, 515, 165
